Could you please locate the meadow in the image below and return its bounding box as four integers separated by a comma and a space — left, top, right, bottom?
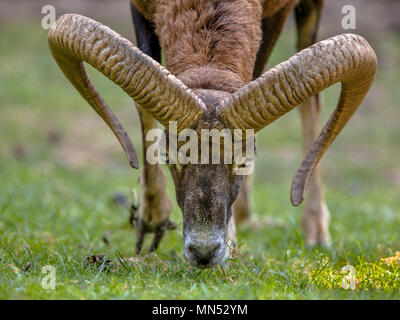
0, 15, 399, 299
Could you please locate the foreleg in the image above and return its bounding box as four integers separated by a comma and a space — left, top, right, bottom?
295, 0, 330, 246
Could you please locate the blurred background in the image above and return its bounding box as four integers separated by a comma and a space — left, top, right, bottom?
0, 0, 399, 298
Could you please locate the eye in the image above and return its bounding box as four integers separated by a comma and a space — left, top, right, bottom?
159, 151, 169, 163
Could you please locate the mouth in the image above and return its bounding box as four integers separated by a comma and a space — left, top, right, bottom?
186, 253, 227, 269
184, 239, 229, 269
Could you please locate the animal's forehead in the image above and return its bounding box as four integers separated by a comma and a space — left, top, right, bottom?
193, 89, 230, 109
192, 89, 231, 129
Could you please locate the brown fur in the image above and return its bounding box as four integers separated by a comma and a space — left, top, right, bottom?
154, 0, 262, 90
261, 0, 296, 18
254, 0, 297, 78
131, 0, 158, 20
129, 0, 329, 263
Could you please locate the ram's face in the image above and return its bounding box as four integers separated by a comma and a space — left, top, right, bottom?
162, 89, 244, 268
169, 162, 243, 268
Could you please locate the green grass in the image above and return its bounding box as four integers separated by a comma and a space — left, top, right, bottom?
0, 20, 400, 299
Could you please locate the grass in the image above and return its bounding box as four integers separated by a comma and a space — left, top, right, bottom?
0, 19, 399, 299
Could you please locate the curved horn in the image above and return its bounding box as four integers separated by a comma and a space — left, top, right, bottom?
217, 34, 378, 206
48, 14, 206, 169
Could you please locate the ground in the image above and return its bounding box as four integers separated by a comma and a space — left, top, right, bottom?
0, 1, 400, 299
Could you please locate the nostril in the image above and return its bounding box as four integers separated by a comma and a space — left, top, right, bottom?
187, 241, 222, 265
188, 244, 196, 254
212, 243, 221, 252
188, 244, 202, 260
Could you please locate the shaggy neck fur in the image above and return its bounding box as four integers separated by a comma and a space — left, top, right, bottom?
154, 0, 262, 93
